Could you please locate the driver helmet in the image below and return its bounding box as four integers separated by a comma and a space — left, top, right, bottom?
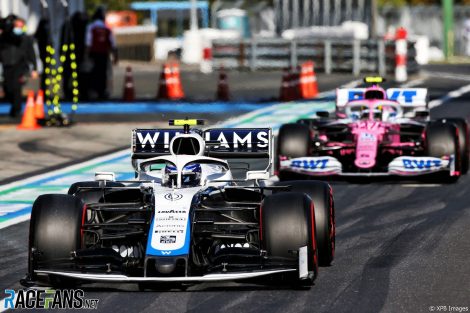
360, 109, 383, 120
164, 163, 202, 187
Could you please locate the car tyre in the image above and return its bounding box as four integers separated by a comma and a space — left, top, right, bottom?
261, 192, 318, 287
277, 123, 311, 181
29, 194, 84, 286
275, 181, 335, 266
441, 118, 469, 175
425, 120, 461, 183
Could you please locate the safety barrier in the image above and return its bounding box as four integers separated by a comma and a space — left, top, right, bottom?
211, 38, 419, 76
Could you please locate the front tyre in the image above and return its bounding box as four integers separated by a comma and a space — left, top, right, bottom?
441, 118, 469, 175
425, 120, 461, 183
261, 193, 318, 286
276, 181, 335, 266
29, 194, 84, 286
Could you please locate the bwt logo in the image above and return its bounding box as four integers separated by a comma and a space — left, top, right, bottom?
402, 159, 441, 170
348, 91, 364, 101
291, 159, 329, 170
388, 90, 417, 103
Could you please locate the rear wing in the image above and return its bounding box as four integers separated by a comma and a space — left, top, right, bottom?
336, 88, 366, 108
386, 88, 427, 108
336, 88, 428, 110
132, 128, 273, 159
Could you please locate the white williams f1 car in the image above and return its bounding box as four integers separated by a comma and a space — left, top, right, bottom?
23, 120, 335, 289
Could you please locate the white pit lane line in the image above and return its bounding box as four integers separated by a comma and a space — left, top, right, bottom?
424, 71, 470, 82
429, 83, 470, 109
400, 184, 442, 188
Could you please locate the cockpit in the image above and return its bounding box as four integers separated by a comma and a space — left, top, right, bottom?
163, 163, 201, 187
140, 158, 231, 188
345, 101, 403, 122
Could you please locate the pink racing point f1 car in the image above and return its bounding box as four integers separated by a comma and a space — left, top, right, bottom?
277, 78, 469, 183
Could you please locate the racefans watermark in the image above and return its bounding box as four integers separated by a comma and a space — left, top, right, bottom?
3, 289, 99, 310
429, 305, 469, 312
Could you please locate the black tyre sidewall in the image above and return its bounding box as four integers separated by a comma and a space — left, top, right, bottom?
261, 192, 318, 283
442, 118, 469, 174
276, 181, 335, 266
29, 194, 84, 277
425, 121, 461, 181
277, 123, 310, 158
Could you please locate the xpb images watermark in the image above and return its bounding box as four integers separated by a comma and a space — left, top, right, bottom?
4, 289, 99, 310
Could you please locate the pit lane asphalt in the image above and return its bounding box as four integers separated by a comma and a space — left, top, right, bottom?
1, 65, 470, 313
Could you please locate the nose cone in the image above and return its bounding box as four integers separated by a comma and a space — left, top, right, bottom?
155, 258, 176, 274
355, 157, 376, 169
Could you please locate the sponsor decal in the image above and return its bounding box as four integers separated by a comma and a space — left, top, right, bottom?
161, 251, 172, 255
134, 129, 180, 152
348, 90, 364, 101
155, 230, 184, 234
157, 209, 186, 214
160, 235, 177, 244
135, 128, 270, 154
402, 159, 442, 170
387, 90, 417, 103
291, 159, 329, 170
359, 132, 376, 141
156, 216, 186, 221
204, 129, 269, 153
164, 193, 183, 201
3, 289, 99, 310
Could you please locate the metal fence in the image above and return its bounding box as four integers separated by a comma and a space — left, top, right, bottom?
211, 38, 418, 75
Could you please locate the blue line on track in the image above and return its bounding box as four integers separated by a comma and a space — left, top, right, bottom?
0, 102, 276, 115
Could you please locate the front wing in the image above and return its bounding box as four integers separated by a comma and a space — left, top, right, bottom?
279, 155, 457, 177
33, 268, 297, 283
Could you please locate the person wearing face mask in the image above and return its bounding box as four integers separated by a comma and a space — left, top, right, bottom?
0, 15, 38, 118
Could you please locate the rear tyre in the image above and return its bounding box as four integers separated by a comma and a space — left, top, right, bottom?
277, 123, 311, 181
261, 193, 318, 286
442, 118, 469, 175
425, 120, 461, 183
276, 181, 335, 266
29, 194, 84, 286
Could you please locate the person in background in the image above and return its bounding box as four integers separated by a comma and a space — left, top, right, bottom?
85, 7, 118, 100
0, 15, 37, 118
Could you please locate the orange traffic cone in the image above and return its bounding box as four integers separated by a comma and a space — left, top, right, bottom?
170, 63, 184, 100
35, 89, 45, 119
309, 61, 319, 98
216, 67, 229, 101
18, 90, 41, 130
123, 66, 135, 101
299, 61, 319, 99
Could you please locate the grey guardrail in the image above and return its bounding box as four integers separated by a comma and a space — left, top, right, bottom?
211, 38, 418, 76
